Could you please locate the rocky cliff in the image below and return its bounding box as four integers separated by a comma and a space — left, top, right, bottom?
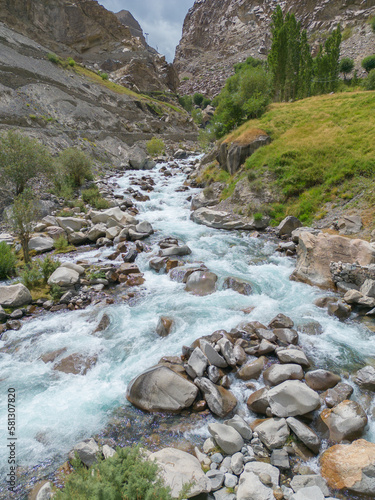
175, 0, 375, 96
0, 0, 178, 93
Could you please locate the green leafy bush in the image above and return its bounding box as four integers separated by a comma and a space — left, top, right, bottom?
339, 58, 354, 78
365, 69, 375, 90
67, 57, 76, 67
178, 95, 193, 112
56, 446, 174, 500
370, 16, 375, 33
362, 55, 375, 73
20, 256, 60, 289
53, 236, 69, 253
193, 93, 204, 107
50, 284, 64, 301
100, 72, 109, 80
57, 148, 93, 187
47, 52, 60, 64
146, 137, 165, 157
0, 242, 17, 279
81, 186, 110, 209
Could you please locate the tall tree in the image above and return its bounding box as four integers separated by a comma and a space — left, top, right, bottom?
313, 26, 342, 94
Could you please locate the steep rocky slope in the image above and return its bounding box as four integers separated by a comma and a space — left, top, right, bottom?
0, 0, 178, 93
175, 0, 375, 96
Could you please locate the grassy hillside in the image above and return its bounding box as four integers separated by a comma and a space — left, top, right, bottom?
215, 91, 375, 226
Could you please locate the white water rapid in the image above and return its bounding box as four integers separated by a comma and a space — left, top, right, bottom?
1, 158, 374, 498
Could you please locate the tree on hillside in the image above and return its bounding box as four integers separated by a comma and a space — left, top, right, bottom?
6, 189, 39, 263
0, 130, 53, 195
362, 55, 375, 73
313, 26, 342, 94
339, 57, 354, 80
268, 6, 312, 101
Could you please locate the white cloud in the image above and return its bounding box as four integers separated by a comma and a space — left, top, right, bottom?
98, 0, 195, 61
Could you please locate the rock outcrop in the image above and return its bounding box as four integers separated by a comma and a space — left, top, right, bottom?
175, 0, 375, 96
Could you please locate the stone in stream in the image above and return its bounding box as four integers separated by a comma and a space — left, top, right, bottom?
327, 301, 351, 320
217, 336, 236, 367
305, 369, 341, 391
237, 471, 274, 500
149, 447, 211, 498
271, 449, 290, 469
185, 270, 218, 296
149, 257, 168, 271
286, 417, 321, 454
223, 277, 253, 295
273, 328, 299, 345
160, 245, 192, 257
194, 377, 237, 418
53, 353, 97, 375
267, 380, 320, 417
268, 314, 294, 329
247, 387, 269, 415
126, 365, 198, 412
208, 423, 244, 454
68, 438, 99, 467
224, 415, 253, 441
320, 400, 368, 442
243, 461, 280, 488
263, 363, 304, 386
354, 365, 375, 391
277, 348, 310, 367
93, 314, 111, 334
156, 316, 174, 337
48, 267, 80, 287
0, 284, 32, 308
200, 340, 227, 368
277, 216, 303, 237
186, 347, 208, 378
322, 382, 354, 408
87, 224, 107, 241
237, 356, 266, 381
191, 207, 260, 231
290, 485, 326, 500
321, 439, 375, 496
254, 418, 290, 450
290, 475, 330, 496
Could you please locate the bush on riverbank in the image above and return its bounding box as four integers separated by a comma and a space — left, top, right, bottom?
81, 186, 110, 209
0, 242, 17, 279
56, 446, 174, 500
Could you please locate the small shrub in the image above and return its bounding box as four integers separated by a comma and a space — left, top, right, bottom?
57, 148, 92, 187
362, 55, 375, 73
67, 57, 76, 67
47, 52, 59, 64
193, 93, 204, 107
56, 445, 173, 500
182, 76, 189, 81
370, 16, 375, 33
341, 27, 353, 41
178, 95, 193, 112
100, 72, 109, 80
81, 186, 110, 209
365, 69, 375, 90
146, 137, 165, 157
20, 256, 60, 289
53, 236, 69, 253
50, 284, 64, 301
339, 57, 354, 78
254, 212, 263, 221
0, 242, 17, 279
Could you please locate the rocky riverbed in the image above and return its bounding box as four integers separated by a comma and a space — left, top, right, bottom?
1, 155, 375, 500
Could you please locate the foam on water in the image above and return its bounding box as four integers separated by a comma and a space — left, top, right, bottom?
1, 158, 375, 488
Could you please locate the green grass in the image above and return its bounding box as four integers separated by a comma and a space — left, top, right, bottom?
219, 91, 375, 225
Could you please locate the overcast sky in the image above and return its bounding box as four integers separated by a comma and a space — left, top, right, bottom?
98, 0, 195, 62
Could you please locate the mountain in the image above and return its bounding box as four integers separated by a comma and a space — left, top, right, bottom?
0, 0, 178, 93
174, 0, 375, 96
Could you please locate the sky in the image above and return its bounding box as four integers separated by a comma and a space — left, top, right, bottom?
98, 0, 195, 62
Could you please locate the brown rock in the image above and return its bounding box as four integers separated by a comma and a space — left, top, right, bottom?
305, 370, 341, 391
320, 400, 368, 442
247, 387, 269, 415
322, 382, 354, 408
291, 232, 375, 289
93, 313, 111, 333
53, 353, 97, 375
321, 439, 375, 496
237, 356, 266, 381
40, 348, 67, 363
156, 316, 174, 337
125, 275, 145, 286
119, 263, 141, 275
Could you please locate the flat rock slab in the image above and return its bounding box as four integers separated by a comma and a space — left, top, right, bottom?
191, 208, 257, 230
28, 236, 55, 253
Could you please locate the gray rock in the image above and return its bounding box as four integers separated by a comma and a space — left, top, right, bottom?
247, 387, 269, 414
187, 347, 208, 378
271, 449, 290, 469
217, 337, 236, 367
0, 284, 32, 307
206, 469, 224, 491
28, 236, 55, 253
56, 217, 87, 232
69, 438, 99, 467
208, 365, 221, 383
191, 207, 258, 231
337, 215, 363, 235
224, 473, 238, 487
224, 415, 252, 441
237, 356, 266, 380
360, 279, 375, 298
149, 447, 211, 498
87, 223, 107, 241
68, 231, 88, 245
263, 363, 304, 386
194, 377, 238, 418
268, 380, 320, 417
320, 400, 368, 442
255, 418, 290, 450
237, 471, 274, 500
290, 486, 325, 500
277, 348, 309, 367
126, 365, 198, 412
230, 452, 244, 475
277, 216, 303, 237
323, 382, 354, 408
354, 365, 375, 391
201, 340, 228, 368
161, 245, 192, 257
60, 262, 85, 275
273, 328, 298, 345
213, 487, 236, 500
286, 417, 321, 454
305, 369, 341, 391
211, 452, 224, 464
290, 475, 329, 496
243, 461, 280, 488
208, 423, 244, 455
185, 270, 218, 296
268, 314, 294, 329
223, 277, 253, 295
48, 267, 80, 287
35, 482, 53, 500
102, 444, 116, 459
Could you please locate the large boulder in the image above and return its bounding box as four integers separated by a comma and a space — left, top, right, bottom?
267, 380, 320, 417
126, 365, 198, 412
277, 216, 303, 237
195, 377, 237, 417
48, 267, 80, 287
191, 208, 260, 230
0, 283, 32, 307
56, 217, 87, 232
321, 439, 375, 496
217, 133, 271, 175
208, 422, 244, 454
291, 232, 375, 289
185, 270, 218, 296
237, 471, 274, 500
320, 400, 368, 442
149, 448, 211, 498
28, 236, 55, 253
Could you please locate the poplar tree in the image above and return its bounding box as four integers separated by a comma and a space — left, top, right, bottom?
313, 26, 342, 94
